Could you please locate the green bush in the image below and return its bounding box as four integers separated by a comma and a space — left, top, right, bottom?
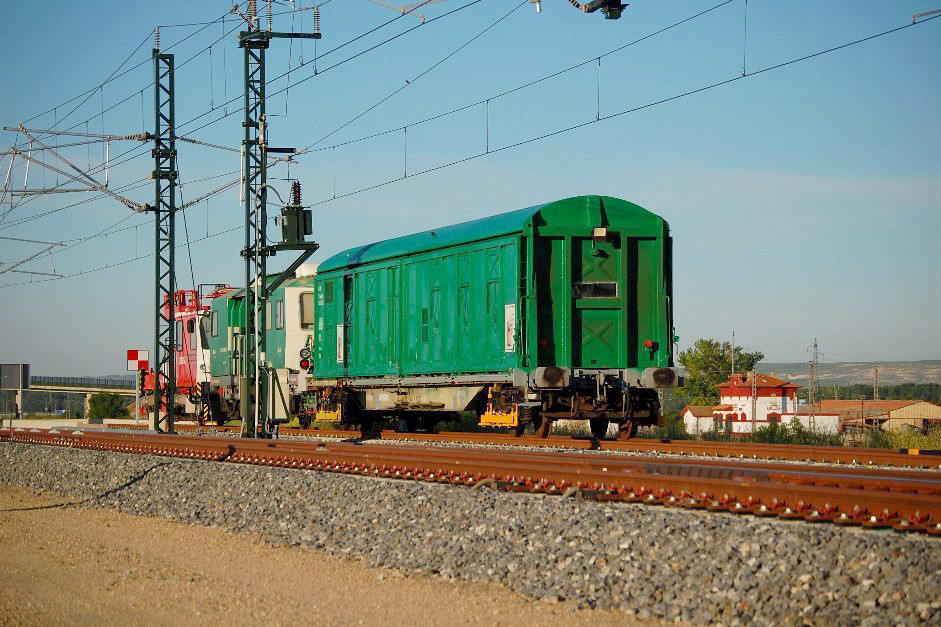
783, 418, 843, 446
751, 422, 791, 444
87, 393, 129, 422
886, 427, 941, 450
700, 429, 733, 442
852, 427, 941, 450
700, 418, 843, 446
636, 415, 690, 440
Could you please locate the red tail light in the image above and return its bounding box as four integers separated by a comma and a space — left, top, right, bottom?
300, 359, 310, 370
643, 339, 656, 349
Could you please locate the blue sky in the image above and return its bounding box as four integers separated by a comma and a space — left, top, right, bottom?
0, 0, 939, 375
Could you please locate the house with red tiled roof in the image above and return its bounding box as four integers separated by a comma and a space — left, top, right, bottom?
711, 372, 802, 435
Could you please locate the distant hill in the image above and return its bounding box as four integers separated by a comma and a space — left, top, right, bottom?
758, 361, 941, 386
70, 363, 941, 386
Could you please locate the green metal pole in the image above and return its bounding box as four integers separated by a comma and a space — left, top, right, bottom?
240, 29, 269, 437
152, 41, 176, 433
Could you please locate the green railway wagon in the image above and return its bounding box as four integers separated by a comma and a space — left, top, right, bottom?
207, 277, 317, 423
309, 195, 680, 438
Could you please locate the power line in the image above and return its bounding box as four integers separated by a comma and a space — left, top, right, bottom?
16, 6, 239, 137
178, 0, 475, 136
297, 12, 940, 203
297, 0, 735, 154
5, 9, 938, 289
2, 0, 457, 228
314, 0, 528, 150
6, 11, 935, 290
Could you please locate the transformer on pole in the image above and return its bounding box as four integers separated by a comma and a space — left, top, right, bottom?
237, 2, 320, 438
149, 30, 177, 433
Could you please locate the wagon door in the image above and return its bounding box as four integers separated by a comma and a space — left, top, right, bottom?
572, 234, 623, 368
342, 274, 354, 374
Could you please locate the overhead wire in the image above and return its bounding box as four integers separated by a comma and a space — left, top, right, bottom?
13, 6, 239, 143
298, 0, 735, 155
0, 6, 245, 228
6, 7, 937, 290
293, 12, 941, 205
312, 0, 528, 150
2, 0, 469, 236
177, 0, 456, 135
8, 8, 936, 290
3, 0, 448, 224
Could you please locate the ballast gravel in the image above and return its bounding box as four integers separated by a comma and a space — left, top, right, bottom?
2, 442, 939, 626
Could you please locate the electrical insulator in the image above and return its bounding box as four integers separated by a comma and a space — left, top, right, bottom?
291, 180, 302, 206
267, 0, 273, 30
154, 27, 160, 50
314, 5, 321, 35
248, 0, 257, 22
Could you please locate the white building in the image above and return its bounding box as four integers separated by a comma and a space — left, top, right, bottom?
681, 404, 730, 436
710, 372, 801, 436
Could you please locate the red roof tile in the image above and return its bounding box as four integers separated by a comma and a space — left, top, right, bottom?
681, 405, 717, 418
717, 372, 801, 389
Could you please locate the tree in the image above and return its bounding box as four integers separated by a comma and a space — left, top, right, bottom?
87, 393, 128, 422
678, 338, 764, 405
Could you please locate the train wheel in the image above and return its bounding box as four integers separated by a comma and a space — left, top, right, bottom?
589, 418, 609, 440
514, 406, 536, 437
396, 416, 418, 433
617, 420, 638, 440
535, 415, 553, 439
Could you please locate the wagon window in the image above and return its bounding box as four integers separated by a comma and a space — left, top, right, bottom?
324, 280, 334, 304
188, 318, 196, 350
265, 302, 272, 330
574, 282, 617, 298
210, 310, 219, 337
198, 317, 211, 349
175, 320, 183, 351
275, 300, 284, 330
300, 292, 314, 329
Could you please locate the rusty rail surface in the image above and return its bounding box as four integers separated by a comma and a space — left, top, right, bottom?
108, 423, 941, 469
4, 427, 940, 534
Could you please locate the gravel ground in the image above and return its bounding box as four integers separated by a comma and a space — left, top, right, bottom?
0, 485, 642, 626
2, 442, 940, 625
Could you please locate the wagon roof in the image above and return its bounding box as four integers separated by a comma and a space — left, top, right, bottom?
316, 195, 661, 272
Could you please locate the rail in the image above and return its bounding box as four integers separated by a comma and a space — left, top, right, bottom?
4, 427, 940, 534
108, 424, 941, 469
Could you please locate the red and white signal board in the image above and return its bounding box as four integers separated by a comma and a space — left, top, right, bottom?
127, 350, 149, 372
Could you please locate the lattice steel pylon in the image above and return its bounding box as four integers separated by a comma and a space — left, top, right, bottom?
237, 2, 320, 438
240, 17, 267, 438
150, 37, 177, 433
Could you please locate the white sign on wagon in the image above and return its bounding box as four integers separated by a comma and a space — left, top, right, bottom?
504, 304, 516, 352
336, 325, 345, 363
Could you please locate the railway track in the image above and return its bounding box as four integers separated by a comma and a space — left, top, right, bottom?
110, 422, 941, 468
5, 426, 940, 534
